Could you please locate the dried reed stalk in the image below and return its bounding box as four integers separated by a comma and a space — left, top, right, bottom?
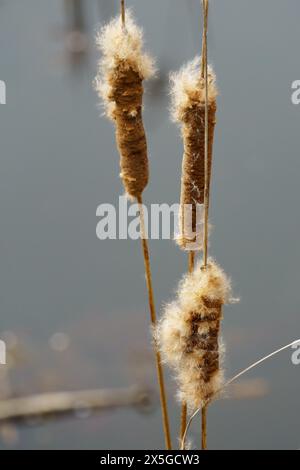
170, 50, 217, 450
201, 0, 210, 446
95, 7, 172, 449
170, 0, 217, 447
169, 0, 217, 446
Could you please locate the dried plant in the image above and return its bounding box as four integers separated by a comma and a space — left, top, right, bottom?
156, 259, 232, 411
95, 10, 154, 200
163, 0, 221, 448
170, 58, 217, 250
95, 7, 172, 449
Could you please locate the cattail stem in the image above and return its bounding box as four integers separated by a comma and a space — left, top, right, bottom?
200, 0, 208, 79
121, 0, 125, 27
180, 403, 187, 445
201, 0, 209, 449
137, 195, 172, 450
188, 251, 195, 273
201, 406, 207, 449
202, 0, 209, 269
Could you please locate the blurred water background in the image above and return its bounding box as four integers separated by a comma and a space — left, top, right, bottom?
0, 0, 299, 449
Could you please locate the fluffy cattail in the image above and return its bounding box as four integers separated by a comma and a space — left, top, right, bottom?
95, 10, 155, 199
170, 57, 217, 250
156, 259, 232, 410
95, 11, 172, 449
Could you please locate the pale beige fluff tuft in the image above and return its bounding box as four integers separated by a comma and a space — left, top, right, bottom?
170, 56, 217, 122
178, 260, 231, 313
177, 367, 224, 408
95, 9, 155, 118
156, 259, 232, 410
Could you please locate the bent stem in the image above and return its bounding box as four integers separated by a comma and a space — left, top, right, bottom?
137, 195, 172, 450
181, 339, 300, 449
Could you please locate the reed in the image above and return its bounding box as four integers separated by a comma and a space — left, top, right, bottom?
169, 0, 218, 446
95, 6, 172, 449
160, 0, 229, 449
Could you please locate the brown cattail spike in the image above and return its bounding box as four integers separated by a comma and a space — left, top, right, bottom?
95, 11, 155, 199
110, 64, 149, 198
156, 259, 232, 411
170, 58, 217, 250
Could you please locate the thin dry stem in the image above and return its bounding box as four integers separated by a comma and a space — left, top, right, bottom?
180, 403, 187, 445
201, 406, 207, 449
201, 0, 210, 449
137, 195, 172, 450
121, 0, 125, 27
202, 0, 209, 269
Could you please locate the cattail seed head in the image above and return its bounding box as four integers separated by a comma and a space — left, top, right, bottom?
95, 11, 155, 199
170, 57, 217, 250
156, 259, 232, 410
